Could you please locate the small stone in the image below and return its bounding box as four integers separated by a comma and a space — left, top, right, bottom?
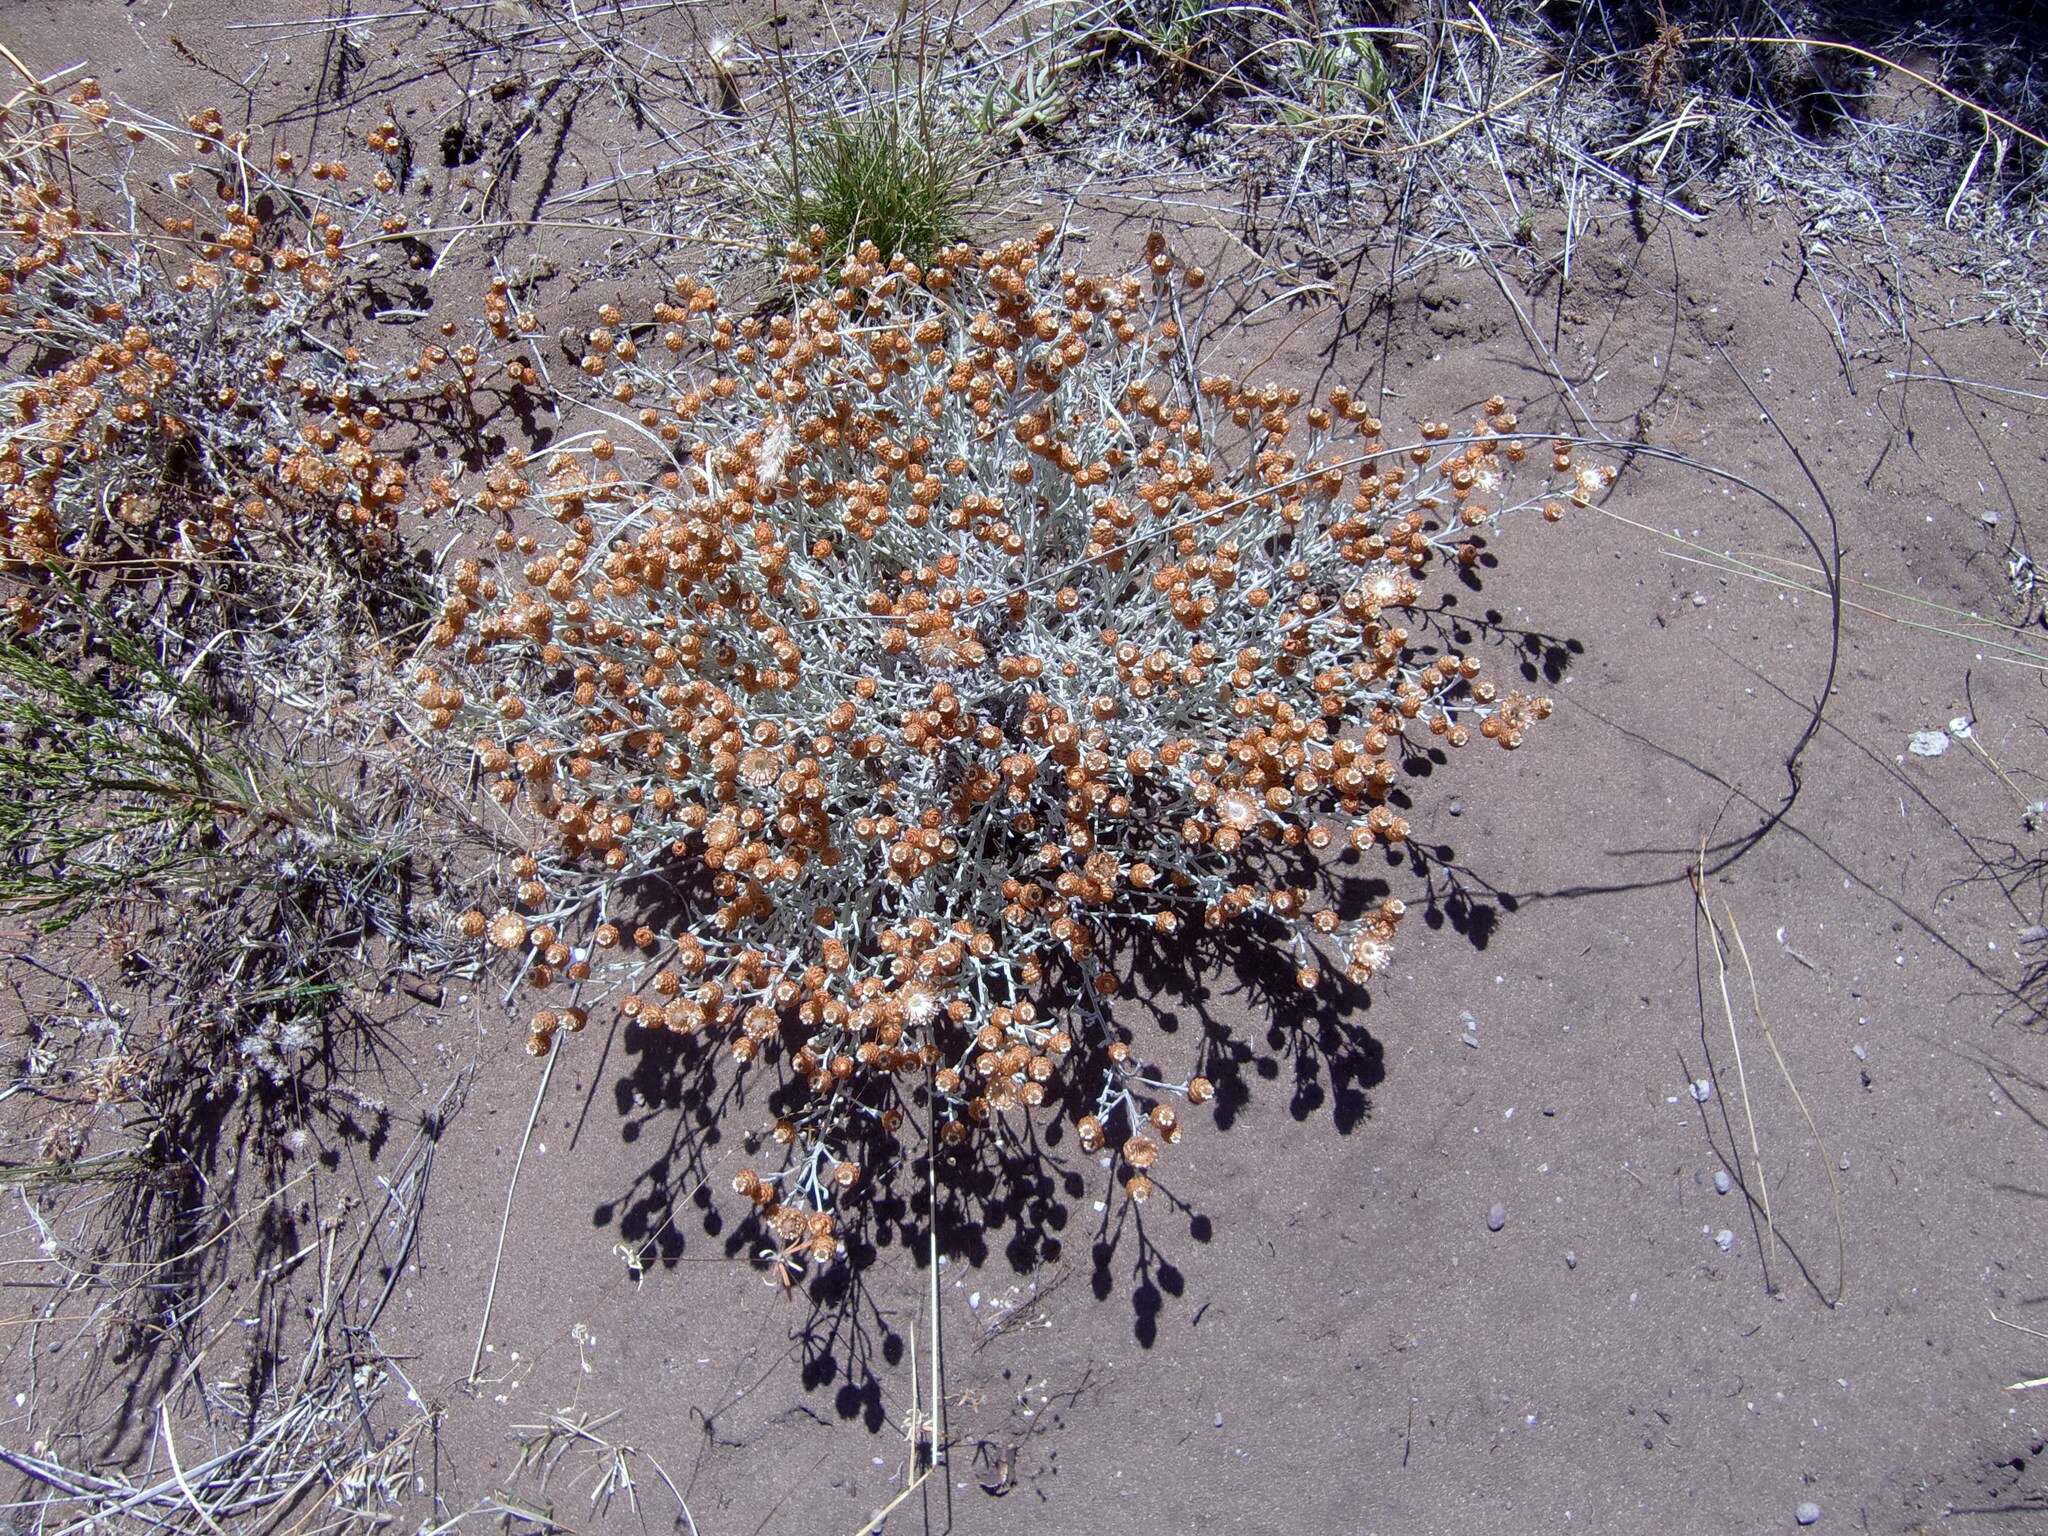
1689, 1078, 1713, 1103
1715, 1228, 1735, 1252
1851, 1043, 1867, 1061
1487, 1204, 1507, 1232
1714, 1170, 1732, 1195
1446, 798, 1464, 816
398, 974, 443, 1006
1795, 1502, 1822, 1525
1908, 730, 1950, 757
1564, 1250, 1577, 1269
1982, 509, 2002, 527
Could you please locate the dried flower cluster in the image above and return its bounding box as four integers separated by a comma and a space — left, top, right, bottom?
423, 222, 1604, 1268
0, 87, 484, 644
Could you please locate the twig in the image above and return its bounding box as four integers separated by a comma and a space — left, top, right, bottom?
1885, 371, 2048, 406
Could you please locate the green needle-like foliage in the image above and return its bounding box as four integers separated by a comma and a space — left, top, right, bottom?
763, 107, 983, 265
0, 598, 321, 929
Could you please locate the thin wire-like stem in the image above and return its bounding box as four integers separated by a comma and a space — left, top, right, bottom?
470, 1039, 564, 1383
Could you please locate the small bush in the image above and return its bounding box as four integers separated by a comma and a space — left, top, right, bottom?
0, 86, 478, 668
1283, 27, 1391, 127
419, 224, 1605, 1272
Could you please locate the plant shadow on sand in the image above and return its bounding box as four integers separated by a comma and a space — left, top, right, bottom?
572, 841, 1524, 1426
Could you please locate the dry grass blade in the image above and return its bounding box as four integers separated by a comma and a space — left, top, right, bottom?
159, 1404, 231, 1536
470, 1036, 566, 1383
850, 1464, 937, 1536
1695, 836, 1851, 1307
1725, 909, 1849, 1310
1684, 32, 2048, 154
1991, 1308, 2048, 1389
927, 1119, 946, 1476
849, 1101, 949, 1536
0, 1090, 453, 1536
1693, 840, 1775, 1294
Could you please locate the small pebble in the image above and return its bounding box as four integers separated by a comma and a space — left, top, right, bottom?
1564, 1250, 1578, 1269
1487, 1204, 1507, 1232
1446, 798, 1464, 816
1908, 729, 1950, 757
1714, 1228, 1735, 1253
1714, 1170, 1732, 1195
1689, 1078, 1713, 1103
1851, 1043, 1867, 1061
1795, 1501, 1822, 1526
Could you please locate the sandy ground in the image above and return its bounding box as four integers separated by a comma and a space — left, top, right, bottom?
2, 3, 2046, 1533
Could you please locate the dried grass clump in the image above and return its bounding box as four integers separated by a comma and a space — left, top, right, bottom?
420, 223, 1605, 1269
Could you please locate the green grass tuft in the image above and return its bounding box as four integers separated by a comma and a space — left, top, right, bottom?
763, 108, 983, 265
0, 585, 390, 932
